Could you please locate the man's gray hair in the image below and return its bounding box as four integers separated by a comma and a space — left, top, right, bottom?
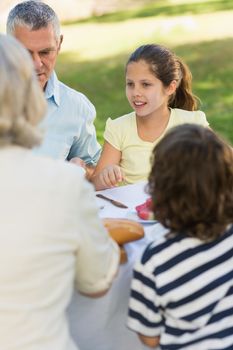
6, 1, 60, 41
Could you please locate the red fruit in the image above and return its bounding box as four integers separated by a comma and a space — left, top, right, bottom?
146, 197, 153, 210
135, 197, 153, 212
137, 209, 154, 221
135, 202, 147, 212
137, 209, 149, 220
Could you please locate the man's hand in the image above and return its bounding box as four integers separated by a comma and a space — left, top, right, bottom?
70, 157, 86, 168
70, 157, 95, 180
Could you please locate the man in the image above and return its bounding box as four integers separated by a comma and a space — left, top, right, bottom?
7, 1, 101, 175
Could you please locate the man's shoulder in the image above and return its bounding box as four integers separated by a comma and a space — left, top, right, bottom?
58, 80, 93, 106
47, 72, 95, 117
52, 79, 96, 121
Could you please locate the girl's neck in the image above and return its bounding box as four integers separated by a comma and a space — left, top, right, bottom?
136, 106, 171, 143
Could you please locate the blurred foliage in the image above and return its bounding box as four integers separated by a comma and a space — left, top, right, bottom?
63, 0, 233, 24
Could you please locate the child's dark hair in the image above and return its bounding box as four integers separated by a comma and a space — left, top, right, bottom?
127, 44, 199, 111
148, 124, 233, 241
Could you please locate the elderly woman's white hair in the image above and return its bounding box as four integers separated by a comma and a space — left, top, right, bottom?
0, 34, 46, 148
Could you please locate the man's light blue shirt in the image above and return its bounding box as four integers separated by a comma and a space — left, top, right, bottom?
33, 71, 101, 165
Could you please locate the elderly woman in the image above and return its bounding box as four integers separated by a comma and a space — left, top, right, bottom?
0, 34, 119, 350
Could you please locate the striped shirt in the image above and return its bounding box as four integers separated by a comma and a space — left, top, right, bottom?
127, 225, 233, 350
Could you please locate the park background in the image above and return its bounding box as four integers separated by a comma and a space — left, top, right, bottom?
1, 0, 233, 143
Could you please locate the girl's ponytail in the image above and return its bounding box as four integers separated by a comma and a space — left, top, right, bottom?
169, 58, 200, 111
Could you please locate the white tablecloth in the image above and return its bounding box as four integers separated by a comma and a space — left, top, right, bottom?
67, 182, 167, 350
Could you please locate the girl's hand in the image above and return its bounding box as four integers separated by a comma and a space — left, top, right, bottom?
90, 141, 123, 190
98, 165, 124, 189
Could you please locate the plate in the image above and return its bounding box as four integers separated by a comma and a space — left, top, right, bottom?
126, 210, 157, 224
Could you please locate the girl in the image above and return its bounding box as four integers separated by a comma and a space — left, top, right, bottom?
92, 44, 209, 190
127, 124, 233, 349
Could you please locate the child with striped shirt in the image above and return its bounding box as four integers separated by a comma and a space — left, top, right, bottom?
127, 124, 233, 349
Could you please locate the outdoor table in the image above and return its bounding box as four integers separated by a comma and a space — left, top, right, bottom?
67, 181, 166, 350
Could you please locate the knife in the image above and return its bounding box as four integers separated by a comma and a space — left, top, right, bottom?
96, 194, 128, 208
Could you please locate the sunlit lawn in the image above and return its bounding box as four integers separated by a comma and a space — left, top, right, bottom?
57, 0, 233, 144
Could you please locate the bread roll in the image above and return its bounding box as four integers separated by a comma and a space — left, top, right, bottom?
102, 218, 144, 245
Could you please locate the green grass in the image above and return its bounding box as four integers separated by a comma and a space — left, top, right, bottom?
57, 52, 127, 140
57, 1, 233, 144
176, 39, 233, 142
